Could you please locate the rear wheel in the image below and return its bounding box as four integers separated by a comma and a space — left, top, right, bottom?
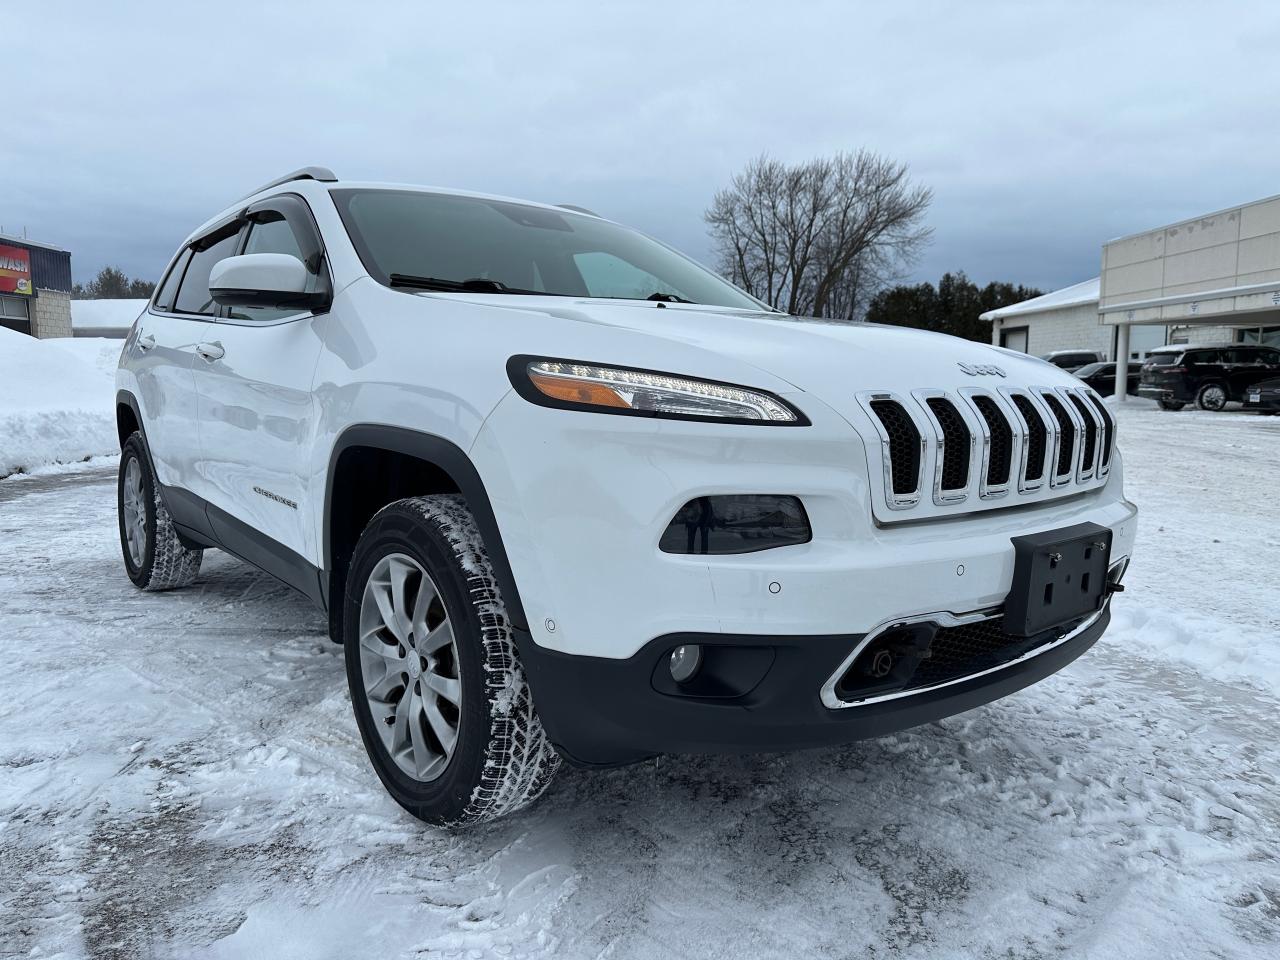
118, 433, 203, 590
1195, 383, 1228, 411
343, 495, 559, 825
1157, 400, 1185, 411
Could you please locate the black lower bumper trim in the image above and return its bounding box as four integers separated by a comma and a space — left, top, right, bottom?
515, 607, 1110, 767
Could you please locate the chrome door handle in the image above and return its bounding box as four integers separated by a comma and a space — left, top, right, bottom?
196, 341, 225, 362
138, 333, 156, 351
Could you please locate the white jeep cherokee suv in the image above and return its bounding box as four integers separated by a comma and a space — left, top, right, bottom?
115, 167, 1137, 824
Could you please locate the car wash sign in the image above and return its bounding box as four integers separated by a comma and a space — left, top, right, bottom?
0, 244, 32, 295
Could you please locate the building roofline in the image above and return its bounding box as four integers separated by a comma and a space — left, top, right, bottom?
1103, 191, 1280, 246
0, 232, 69, 254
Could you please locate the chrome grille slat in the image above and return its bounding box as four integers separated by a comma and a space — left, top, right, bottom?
858, 385, 1114, 518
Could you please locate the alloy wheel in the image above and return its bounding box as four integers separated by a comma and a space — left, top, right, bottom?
122, 456, 147, 567
357, 553, 462, 782
1202, 385, 1227, 410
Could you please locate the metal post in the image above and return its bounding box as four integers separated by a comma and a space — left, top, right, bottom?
1114, 323, 1131, 402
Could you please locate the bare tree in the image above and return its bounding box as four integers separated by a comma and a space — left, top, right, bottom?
705, 151, 932, 320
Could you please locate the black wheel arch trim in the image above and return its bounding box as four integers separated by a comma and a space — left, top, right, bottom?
323, 424, 530, 635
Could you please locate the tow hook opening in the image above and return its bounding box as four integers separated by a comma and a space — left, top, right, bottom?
835, 624, 935, 701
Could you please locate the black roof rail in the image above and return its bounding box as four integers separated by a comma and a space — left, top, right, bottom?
240, 166, 338, 201
557, 203, 601, 217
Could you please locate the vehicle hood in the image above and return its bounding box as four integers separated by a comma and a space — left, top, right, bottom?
447, 294, 1079, 398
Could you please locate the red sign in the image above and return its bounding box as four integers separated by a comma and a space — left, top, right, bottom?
0, 243, 32, 295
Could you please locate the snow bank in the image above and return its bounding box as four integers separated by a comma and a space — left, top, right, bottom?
71, 297, 146, 335
0, 327, 120, 477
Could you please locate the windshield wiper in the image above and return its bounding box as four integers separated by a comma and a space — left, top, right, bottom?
389, 273, 560, 296
646, 291, 695, 304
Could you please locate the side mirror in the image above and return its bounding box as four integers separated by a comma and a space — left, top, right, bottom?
209, 253, 327, 310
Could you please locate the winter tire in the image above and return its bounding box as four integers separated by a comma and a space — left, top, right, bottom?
118, 433, 203, 591
343, 494, 560, 825
1157, 400, 1185, 411
1195, 383, 1228, 411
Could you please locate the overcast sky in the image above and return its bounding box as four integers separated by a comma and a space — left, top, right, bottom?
9, 1, 1280, 296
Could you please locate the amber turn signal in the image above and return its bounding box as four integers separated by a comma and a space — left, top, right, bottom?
528, 371, 631, 408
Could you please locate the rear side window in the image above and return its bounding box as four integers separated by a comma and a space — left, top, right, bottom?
153, 249, 192, 312
1185, 350, 1224, 364
174, 229, 242, 316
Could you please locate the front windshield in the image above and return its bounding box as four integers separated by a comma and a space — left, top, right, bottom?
330, 188, 765, 310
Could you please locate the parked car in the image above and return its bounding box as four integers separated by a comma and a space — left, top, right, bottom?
114, 167, 1137, 825
1040, 350, 1104, 372
1243, 376, 1280, 414
1138, 343, 1280, 411
1072, 361, 1142, 397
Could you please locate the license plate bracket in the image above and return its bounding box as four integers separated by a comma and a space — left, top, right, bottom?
1004, 522, 1112, 637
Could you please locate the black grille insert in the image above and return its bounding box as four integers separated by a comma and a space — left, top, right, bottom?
925, 397, 971, 491
870, 400, 921, 496
836, 614, 1081, 701
1010, 394, 1047, 482
971, 395, 1013, 486
1069, 395, 1098, 472
1040, 393, 1076, 477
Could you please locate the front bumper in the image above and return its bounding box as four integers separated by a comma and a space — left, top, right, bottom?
472, 390, 1139, 659
519, 602, 1114, 766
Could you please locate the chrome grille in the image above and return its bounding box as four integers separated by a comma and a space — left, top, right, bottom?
856, 386, 1113, 518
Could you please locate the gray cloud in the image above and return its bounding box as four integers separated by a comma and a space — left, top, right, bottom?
9, 0, 1280, 296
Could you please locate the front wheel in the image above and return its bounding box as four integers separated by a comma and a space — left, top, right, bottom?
118, 433, 203, 590
343, 495, 560, 825
1195, 383, 1228, 411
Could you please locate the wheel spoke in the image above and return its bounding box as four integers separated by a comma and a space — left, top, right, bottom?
371, 578, 409, 644
422, 671, 460, 705
410, 573, 437, 639
389, 558, 415, 640
423, 698, 457, 757
418, 620, 453, 655
406, 692, 436, 777
391, 686, 414, 756
366, 661, 406, 701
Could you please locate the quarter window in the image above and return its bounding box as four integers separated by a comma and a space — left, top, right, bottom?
153, 248, 192, 312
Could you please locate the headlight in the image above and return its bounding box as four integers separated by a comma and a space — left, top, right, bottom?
508, 356, 807, 424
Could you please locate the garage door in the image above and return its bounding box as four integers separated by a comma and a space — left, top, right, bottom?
1001, 327, 1028, 353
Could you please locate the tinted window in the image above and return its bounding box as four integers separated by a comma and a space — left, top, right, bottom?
331, 188, 763, 310
1074, 362, 1110, 377
153, 249, 191, 312
1146, 353, 1180, 366
174, 229, 242, 316
1185, 350, 1224, 364
1226, 348, 1263, 363
226, 204, 327, 322
1261, 350, 1280, 364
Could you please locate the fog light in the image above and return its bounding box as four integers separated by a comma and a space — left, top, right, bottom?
669, 644, 703, 684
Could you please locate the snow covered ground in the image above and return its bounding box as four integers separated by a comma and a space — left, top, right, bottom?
0, 328, 121, 478
0, 404, 1278, 959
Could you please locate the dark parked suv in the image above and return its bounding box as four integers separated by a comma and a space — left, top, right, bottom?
1139, 343, 1280, 411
